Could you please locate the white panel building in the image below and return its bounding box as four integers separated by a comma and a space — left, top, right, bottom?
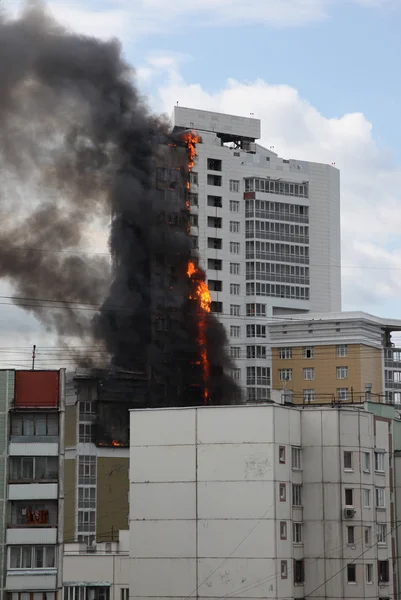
172, 107, 341, 402
129, 403, 395, 600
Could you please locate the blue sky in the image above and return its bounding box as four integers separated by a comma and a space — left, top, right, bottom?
2, 0, 401, 356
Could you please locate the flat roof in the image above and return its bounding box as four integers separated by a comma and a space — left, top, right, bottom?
269, 311, 401, 332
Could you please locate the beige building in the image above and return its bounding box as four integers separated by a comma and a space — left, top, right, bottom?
64, 369, 147, 546
268, 311, 401, 404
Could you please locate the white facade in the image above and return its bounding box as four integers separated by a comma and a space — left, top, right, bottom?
173, 106, 341, 402
129, 403, 395, 600
63, 534, 130, 600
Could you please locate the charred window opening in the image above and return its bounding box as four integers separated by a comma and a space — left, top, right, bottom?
207, 158, 222, 171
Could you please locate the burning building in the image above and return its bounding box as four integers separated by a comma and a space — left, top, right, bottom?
0, 6, 239, 409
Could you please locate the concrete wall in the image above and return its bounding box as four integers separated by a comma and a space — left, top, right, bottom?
129, 404, 395, 600
64, 458, 76, 544
97, 457, 129, 542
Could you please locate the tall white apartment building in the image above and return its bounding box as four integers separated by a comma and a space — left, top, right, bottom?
129, 402, 396, 600
173, 106, 341, 401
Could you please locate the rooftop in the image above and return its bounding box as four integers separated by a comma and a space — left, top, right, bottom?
269, 311, 401, 332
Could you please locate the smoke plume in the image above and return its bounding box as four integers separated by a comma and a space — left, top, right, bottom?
0, 3, 239, 403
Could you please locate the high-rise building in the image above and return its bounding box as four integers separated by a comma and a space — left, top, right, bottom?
268, 311, 401, 404
0, 369, 65, 600
173, 106, 341, 402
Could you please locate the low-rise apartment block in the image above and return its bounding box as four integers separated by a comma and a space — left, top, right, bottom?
0, 369, 65, 600
127, 402, 398, 600
269, 311, 401, 404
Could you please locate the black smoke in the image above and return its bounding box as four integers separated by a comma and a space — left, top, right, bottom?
0, 3, 239, 404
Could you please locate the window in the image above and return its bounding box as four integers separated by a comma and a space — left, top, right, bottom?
230, 326, 240, 338
9, 545, 55, 569
344, 451, 353, 470
364, 526, 372, 545
78, 456, 96, 485
230, 283, 240, 296
294, 560, 304, 584
230, 347, 241, 359
292, 484, 302, 506
207, 195, 222, 208
229, 179, 240, 192
78, 509, 95, 533
280, 521, 287, 540
10, 413, 58, 437
246, 324, 266, 338
376, 487, 385, 508
189, 214, 198, 227
366, 564, 373, 584
78, 487, 96, 509
230, 242, 240, 254
79, 400, 96, 421
363, 452, 371, 472
230, 221, 240, 234
189, 171, 198, 185
304, 368, 314, 381
363, 488, 371, 508
207, 174, 222, 186
121, 590, 129, 600
208, 237, 222, 250
207, 216, 222, 228
230, 304, 240, 316
246, 346, 267, 359
345, 488, 353, 506
378, 523, 387, 544
231, 368, 241, 381
293, 522, 303, 544
347, 564, 356, 584
211, 301, 223, 313
336, 344, 348, 357
208, 280, 223, 292
279, 348, 292, 359
9, 456, 58, 482
337, 366, 348, 379
279, 446, 286, 463
207, 158, 222, 171
279, 483, 286, 501
230, 263, 240, 275
189, 192, 198, 206
337, 388, 349, 401
375, 452, 385, 472
303, 346, 314, 359
79, 423, 94, 443
208, 258, 222, 271
303, 389, 315, 403
281, 560, 288, 579
65, 588, 109, 600
291, 447, 302, 470
230, 200, 240, 212
11, 501, 57, 527
246, 303, 266, 317
279, 369, 292, 382
191, 235, 198, 249
347, 526, 355, 544
378, 560, 389, 583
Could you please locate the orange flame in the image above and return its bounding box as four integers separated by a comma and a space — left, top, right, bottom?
185, 131, 211, 404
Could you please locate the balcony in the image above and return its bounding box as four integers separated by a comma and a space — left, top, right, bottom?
9, 484, 58, 500
6, 572, 57, 590
7, 528, 57, 544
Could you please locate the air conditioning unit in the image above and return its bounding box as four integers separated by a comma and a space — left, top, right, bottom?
344, 508, 356, 519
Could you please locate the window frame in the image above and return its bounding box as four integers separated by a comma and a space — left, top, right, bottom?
292, 484, 302, 507
375, 487, 385, 509
280, 521, 287, 540
363, 452, 371, 472
345, 488, 353, 507
336, 366, 348, 380
344, 451, 353, 471
347, 564, 357, 584
375, 451, 385, 473
303, 367, 314, 381
279, 483, 286, 502
293, 522, 303, 545
279, 446, 286, 464
291, 447, 302, 470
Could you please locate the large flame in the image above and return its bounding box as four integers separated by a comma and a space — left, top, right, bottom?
185, 131, 211, 404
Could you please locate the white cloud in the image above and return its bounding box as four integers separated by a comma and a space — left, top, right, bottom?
153, 66, 401, 314
3, 0, 396, 38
